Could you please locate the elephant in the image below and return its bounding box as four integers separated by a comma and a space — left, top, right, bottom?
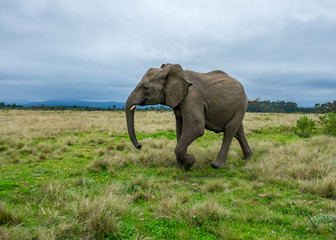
125, 63, 258, 169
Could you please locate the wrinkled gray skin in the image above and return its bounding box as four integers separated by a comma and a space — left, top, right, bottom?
126, 64, 257, 169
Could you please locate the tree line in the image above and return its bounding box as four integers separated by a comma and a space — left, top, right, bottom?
1, 100, 335, 113
247, 101, 313, 113
313, 100, 336, 113
247, 100, 336, 113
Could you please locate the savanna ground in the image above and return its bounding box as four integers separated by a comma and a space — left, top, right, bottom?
0, 110, 335, 239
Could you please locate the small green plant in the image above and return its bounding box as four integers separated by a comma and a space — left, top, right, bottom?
296, 116, 315, 138
307, 214, 336, 232
319, 113, 336, 136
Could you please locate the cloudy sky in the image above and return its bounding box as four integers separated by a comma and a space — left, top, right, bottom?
1, 0, 335, 106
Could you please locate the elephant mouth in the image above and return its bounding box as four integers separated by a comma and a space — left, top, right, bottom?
139, 97, 151, 106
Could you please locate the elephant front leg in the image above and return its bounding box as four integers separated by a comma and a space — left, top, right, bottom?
175, 148, 195, 169
174, 125, 204, 169
175, 115, 183, 167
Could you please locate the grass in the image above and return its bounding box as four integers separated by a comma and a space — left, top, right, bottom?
0, 110, 335, 239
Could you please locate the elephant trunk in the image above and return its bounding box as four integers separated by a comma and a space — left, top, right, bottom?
125, 97, 142, 150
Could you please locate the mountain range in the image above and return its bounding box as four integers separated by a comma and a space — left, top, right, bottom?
22, 100, 125, 109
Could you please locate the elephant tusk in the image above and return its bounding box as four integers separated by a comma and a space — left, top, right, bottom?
130, 105, 137, 111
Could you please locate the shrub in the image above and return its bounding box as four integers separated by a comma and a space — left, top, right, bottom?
296, 116, 315, 138
319, 113, 336, 136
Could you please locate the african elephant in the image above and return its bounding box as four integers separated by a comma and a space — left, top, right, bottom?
126, 64, 257, 169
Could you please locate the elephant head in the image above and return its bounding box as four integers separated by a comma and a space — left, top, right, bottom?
125, 64, 192, 150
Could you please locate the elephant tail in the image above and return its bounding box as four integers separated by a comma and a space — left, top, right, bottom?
248, 98, 260, 103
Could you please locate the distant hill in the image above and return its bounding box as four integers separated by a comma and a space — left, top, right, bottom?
22, 100, 125, 109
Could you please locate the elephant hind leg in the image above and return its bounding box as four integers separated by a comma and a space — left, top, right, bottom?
210, 131, 235, 169
234, 124, 253, 159
210, 112, 244, 169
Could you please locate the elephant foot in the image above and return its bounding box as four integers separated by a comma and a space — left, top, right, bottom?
176, 155, 195, 170
210, 160, 225, 169
244, 153, 253, 160
183, 157, 195, 170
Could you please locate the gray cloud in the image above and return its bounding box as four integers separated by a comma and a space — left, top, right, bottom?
0, 0, 336, 106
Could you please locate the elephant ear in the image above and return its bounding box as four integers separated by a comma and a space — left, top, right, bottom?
163, 64, 192, 109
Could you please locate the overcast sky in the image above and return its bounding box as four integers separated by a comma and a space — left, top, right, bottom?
1, 0, 335, 106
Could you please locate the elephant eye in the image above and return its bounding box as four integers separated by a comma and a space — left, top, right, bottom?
143, 86, 148, 90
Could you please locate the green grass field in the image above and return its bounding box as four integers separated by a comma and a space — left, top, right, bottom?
0, 110, 335, 239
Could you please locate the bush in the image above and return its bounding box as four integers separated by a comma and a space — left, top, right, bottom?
296, 116, 315, 138
319, 113, 336, 136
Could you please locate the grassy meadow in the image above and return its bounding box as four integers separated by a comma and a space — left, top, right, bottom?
0, 110, 336, 239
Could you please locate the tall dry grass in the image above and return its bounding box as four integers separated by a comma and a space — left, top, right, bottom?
0, 202, 20, 225
0, 110, 319, 139
243, 112, 321, 134
245, 136, 336, 198
0, 110, 175, 140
